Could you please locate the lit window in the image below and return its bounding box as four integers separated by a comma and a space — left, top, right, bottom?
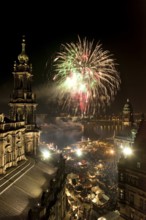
130, 211, 134, 219
120, 189, 124, 199
137, 162, 141, 168
120, 172, 124, 181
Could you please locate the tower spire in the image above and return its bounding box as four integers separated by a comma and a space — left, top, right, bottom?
9, 36, 40, 155
18, 35, 29, 64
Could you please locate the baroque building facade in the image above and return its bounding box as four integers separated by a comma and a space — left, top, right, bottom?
0, 36, 40, 174
0, 113, 26, 174
0, 36, 69, 220
118, 119, 146, 219
115, 99, 146, 219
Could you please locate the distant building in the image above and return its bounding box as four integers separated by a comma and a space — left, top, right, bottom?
114, 99, 137, 159
122, 98, 134, 126
0, 36, 40, 174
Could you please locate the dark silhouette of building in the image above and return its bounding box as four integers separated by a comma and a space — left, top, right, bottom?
118, 117, 146, 219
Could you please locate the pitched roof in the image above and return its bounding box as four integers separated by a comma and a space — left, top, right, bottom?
0, 157, 57, 219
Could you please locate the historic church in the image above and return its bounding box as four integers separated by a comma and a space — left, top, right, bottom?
0, 36, 40, 174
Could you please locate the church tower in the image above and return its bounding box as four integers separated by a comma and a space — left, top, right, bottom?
122, 98, 134, 126
9, 36, 40, 155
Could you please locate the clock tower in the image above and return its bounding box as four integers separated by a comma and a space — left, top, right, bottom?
9, 36, 40, 155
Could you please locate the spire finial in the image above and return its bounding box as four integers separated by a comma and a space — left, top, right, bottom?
22, 35, 26, 53
18, 35, 29, 63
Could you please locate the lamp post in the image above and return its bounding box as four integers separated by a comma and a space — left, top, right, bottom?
42, 149, 51, 160
122, 146, 133, 158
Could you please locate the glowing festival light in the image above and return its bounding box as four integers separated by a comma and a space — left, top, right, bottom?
52, 36, 121, 115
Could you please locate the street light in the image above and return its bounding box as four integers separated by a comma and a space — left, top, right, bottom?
109, 149, 115, 155
42, 149, 51, 160
122, 146, 133, 157
76, 148, 82, 157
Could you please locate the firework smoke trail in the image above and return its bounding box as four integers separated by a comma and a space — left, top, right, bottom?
52, 36, 121, 115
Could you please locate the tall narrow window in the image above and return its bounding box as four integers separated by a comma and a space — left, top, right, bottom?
140, 198, 144, 210
120, 189, 125, 200
137, 162, 141, 168
130, 194, 134, 205
120, 172, 124, 181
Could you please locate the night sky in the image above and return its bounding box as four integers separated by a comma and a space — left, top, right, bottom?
0, 0, 146, 115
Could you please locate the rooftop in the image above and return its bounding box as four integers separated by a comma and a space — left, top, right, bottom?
0, 157, 57, 220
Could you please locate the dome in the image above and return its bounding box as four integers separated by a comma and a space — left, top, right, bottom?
18, 52, 29, 63
18, 36, 29, 63
123, 99, 133, 114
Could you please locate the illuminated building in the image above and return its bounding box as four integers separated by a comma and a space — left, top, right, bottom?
0, 37, 68, 220
122, 98, 134, 126
118, 119, 146, 219
0, 113, 26, 174
114, 99, 137, 156
0, 36, 40, 174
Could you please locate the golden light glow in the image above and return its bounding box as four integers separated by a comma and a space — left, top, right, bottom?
123, 147, 133, 156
